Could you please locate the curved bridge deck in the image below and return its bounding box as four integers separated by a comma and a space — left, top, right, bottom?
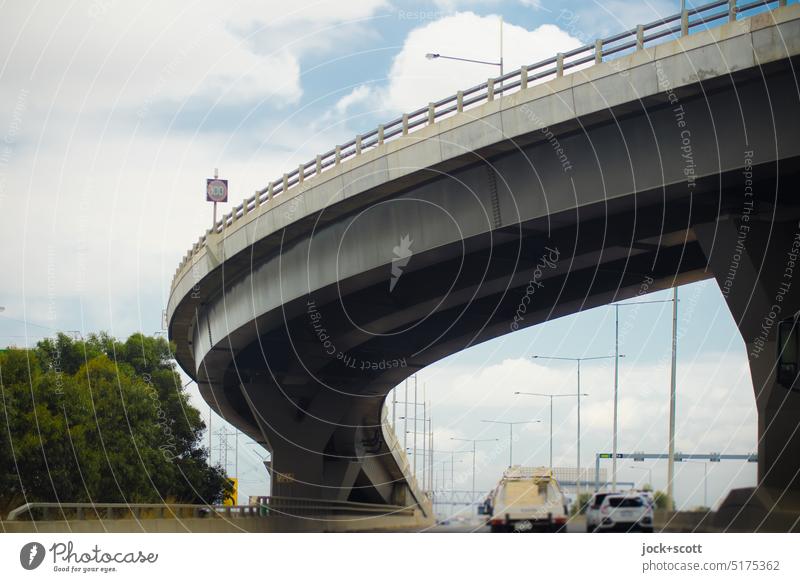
168, 1, 800, 521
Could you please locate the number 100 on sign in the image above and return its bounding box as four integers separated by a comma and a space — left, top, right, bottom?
206, 178, 228, 203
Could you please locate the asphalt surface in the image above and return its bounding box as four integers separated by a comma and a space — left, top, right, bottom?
425, 516, 587, 533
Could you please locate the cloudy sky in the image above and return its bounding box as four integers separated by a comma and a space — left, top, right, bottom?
0, 0, 760, 509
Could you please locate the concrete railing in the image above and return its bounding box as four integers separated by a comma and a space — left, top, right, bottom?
4, 499, 432, 532
255, 495, 414, 519
171, 0, 787, 290
6, 502, 263, 522
7, 498, 415, 522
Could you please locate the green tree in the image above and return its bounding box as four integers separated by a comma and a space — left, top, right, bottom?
653, 490, 672, 510
1, 333, 230, 515
571, 492, 593, 515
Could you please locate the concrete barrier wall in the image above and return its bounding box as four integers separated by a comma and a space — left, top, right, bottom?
1, 510, 432, 533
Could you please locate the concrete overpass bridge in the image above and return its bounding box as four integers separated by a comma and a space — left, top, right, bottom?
168, 0, 800, 528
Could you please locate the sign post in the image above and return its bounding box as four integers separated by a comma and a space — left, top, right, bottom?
206, 168, 228, 228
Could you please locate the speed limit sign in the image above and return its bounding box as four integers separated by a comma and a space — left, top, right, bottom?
206, 178, 228, 202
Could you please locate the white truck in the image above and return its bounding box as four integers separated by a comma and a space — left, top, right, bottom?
481, 466, 569, 532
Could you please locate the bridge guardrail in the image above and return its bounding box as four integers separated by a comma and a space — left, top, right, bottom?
6, 502, 263, 522
171, 0, 787, 290
254, 495, 414, 519
6, 499, 416, 522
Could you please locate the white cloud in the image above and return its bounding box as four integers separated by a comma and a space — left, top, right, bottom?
0, 106, 351, 336
0, 5, 296, 116
401, 348, 758, 506
414, 350, 756, 463
0, 0, 391, 119
432, 0, 496, 9
376, 12, 582, 115
431, 0, 545, 11
228, 0, 390, 27
335, 85, 374, 115
0, 0, 393, 338
562, 0, 677, 40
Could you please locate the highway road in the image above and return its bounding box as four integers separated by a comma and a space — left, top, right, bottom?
425, 516, 587, 533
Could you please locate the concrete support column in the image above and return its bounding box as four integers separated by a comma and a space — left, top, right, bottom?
270, 447, 329, 499
238, 378, 336, 499
236, 374, 398, 504
749, 341, 800, 494
695, 213, 800, 526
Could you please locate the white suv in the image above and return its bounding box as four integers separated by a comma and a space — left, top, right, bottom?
585, 492, 614, 532
590, 493, 653, 532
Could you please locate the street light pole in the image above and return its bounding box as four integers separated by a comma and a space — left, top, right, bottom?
611, 294, 676, 491
413, 376, 418, 478
430, 448, 469, 490
404, 379, 408, 452
612, 293, 679, 498
613, 303, 620, 491
424, 54, 501, 67
577, 360, 581, 491
427, 17, 504, 79
451, 437, 498, 513
549, 397, 553, 469
402, 415, 431, 488
499, 15, 504, 78
480, 420, 541, 467
472, 441, 476, 503
529, 354, 614, 493
430, 407, 434, 493
507, 422, 516, 469
397, 379, 430, 484
422, 396, 426, 490
668, 287, 679, 511
515, 391, 583, 471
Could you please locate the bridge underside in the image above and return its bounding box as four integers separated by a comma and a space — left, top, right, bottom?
178, 58, 800, 516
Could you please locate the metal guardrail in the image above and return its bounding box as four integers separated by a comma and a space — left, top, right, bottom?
255, 495, 414, 518
171, 0, 786, 289
6, 498, 414, 521
6, 502, 262, 522
429, 490, 486, 505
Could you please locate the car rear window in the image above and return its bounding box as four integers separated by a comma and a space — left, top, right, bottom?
608, 497, 643, 508
592, 494, 608, 508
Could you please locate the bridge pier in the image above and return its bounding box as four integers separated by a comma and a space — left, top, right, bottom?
239, 377, 336, 500
238, 374, 400, 505
695, 212, 800, 529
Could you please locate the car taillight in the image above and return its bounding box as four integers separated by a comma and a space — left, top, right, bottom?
601, 506, 609, 515
554, 517, 567, 524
